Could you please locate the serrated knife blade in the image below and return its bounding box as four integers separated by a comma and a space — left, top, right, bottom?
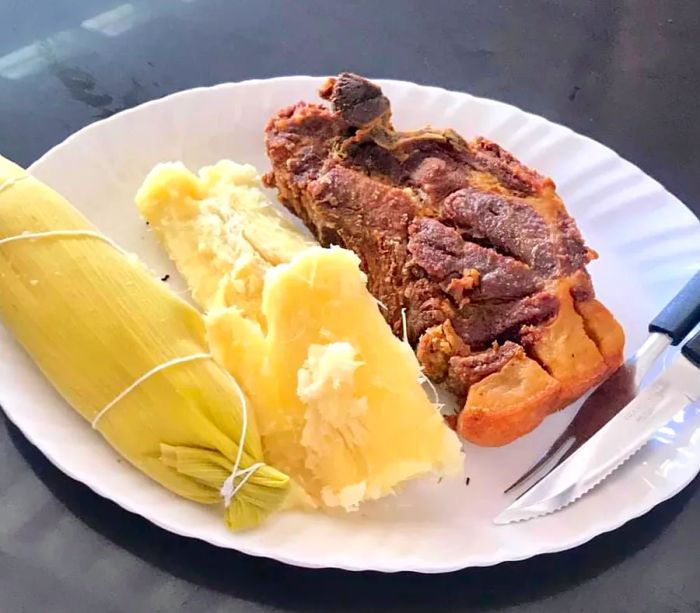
503, 332, 670, 495
494, 351, 700, 525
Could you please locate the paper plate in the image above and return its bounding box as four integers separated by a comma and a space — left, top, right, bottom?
1, 77, 699, 573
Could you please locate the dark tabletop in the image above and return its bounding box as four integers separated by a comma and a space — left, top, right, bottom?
1, 1, 699, 612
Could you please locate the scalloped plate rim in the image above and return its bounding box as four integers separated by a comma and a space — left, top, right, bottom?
0, 75, 693, 573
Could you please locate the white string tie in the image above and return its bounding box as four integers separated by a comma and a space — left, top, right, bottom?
91, 353, 212, 429
0, 178, 131, 253
219, 370, 265, 507
0, 230, 129, 256
0, 175, 29, 194
90, 351, 263, 507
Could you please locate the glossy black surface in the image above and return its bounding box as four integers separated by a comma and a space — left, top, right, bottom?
1, 1, 699, 611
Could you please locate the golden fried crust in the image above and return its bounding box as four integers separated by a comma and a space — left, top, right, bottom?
522, 279, 609, 405
458, 350, 561, 446
575, 297, 625, 369
457, 278, 624, 446
416, 319, 469, 382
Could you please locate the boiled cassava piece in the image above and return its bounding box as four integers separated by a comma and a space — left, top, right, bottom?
208, 247, 464, 510
136, 163, 463, 510
135, 160, 315, 325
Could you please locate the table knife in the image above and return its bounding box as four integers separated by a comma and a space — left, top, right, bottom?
504, 270, 700, 496
494, 327, 700, 524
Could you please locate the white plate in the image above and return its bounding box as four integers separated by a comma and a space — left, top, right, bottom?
1, 77, 699, 573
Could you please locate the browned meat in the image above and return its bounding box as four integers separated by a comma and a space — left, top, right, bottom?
407, 217, 542, 303
442, 188, 590, 277
307, 165, 414, 328
264, 72, 625, 446
447, 341, 523, 397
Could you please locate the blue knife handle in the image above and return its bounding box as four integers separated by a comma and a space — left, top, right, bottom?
681, 329, 700, 368
649, 270, 700, 345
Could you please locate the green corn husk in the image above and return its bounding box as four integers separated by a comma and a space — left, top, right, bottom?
0, 155, 289, 530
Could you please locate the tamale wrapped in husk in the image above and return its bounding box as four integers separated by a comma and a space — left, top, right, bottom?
0, 155, 289, 530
